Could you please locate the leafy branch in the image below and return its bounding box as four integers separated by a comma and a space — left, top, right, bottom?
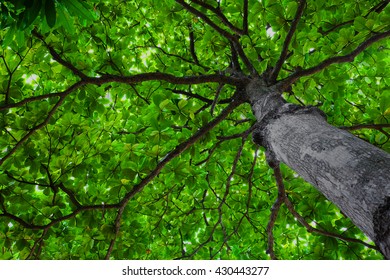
104, 95, 245, 259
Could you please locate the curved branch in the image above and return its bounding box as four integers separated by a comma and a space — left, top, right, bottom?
269, 0, 306, 83
0, 81, 85, 111
277, 30, 390, 90
283, 196, 378, 250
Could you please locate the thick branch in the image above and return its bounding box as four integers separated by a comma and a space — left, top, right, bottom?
89, 72, 248, 87
269, 0, 306, 83
278, 30, 390, 90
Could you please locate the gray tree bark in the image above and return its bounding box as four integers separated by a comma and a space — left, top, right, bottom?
246, 79, 390, 259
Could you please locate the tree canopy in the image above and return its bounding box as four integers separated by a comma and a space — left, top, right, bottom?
0, 0, 389, 260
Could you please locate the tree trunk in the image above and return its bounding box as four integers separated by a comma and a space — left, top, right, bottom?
246, 79, 390, 259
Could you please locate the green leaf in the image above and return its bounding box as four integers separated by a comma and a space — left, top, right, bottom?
45, 0, 56, 28
61, 0, 96, 22
19, 0, 42, 29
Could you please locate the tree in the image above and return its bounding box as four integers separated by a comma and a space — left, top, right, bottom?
0, 0, 389, 260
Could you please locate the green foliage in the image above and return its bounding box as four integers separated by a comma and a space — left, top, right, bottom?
0, 0, 389, 260
0, 0, 97, 47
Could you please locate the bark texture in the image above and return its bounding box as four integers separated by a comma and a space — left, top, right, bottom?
247, 79, 390, 259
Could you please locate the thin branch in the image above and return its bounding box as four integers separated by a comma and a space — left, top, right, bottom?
147, 32, 209, 71
0, 96, 66, 167
269, 0, 306, 83
5, 171, 49, 187
217, 126, 255, 141
210, 134, 249, 259
32, 30, 89, 80
175, 0, 236, 41
339, 123, 390, 131
231, 39, 258, 76
210, 83, 224, 115
243, 0, 249, 35
130, 84, 150, 105
26, 228, 48, 260
229, 41, 241, 72
319, 1, 389, 35
58, 183, 82, 208
0, 81, 85, 111
0, 200, 121, 230
170, 88, 213, 103
190, 0, 246, 35
266, 164, 285, 260
189, 29, 200, 65
278, 30, 390, 90
283, 196, 378, 250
